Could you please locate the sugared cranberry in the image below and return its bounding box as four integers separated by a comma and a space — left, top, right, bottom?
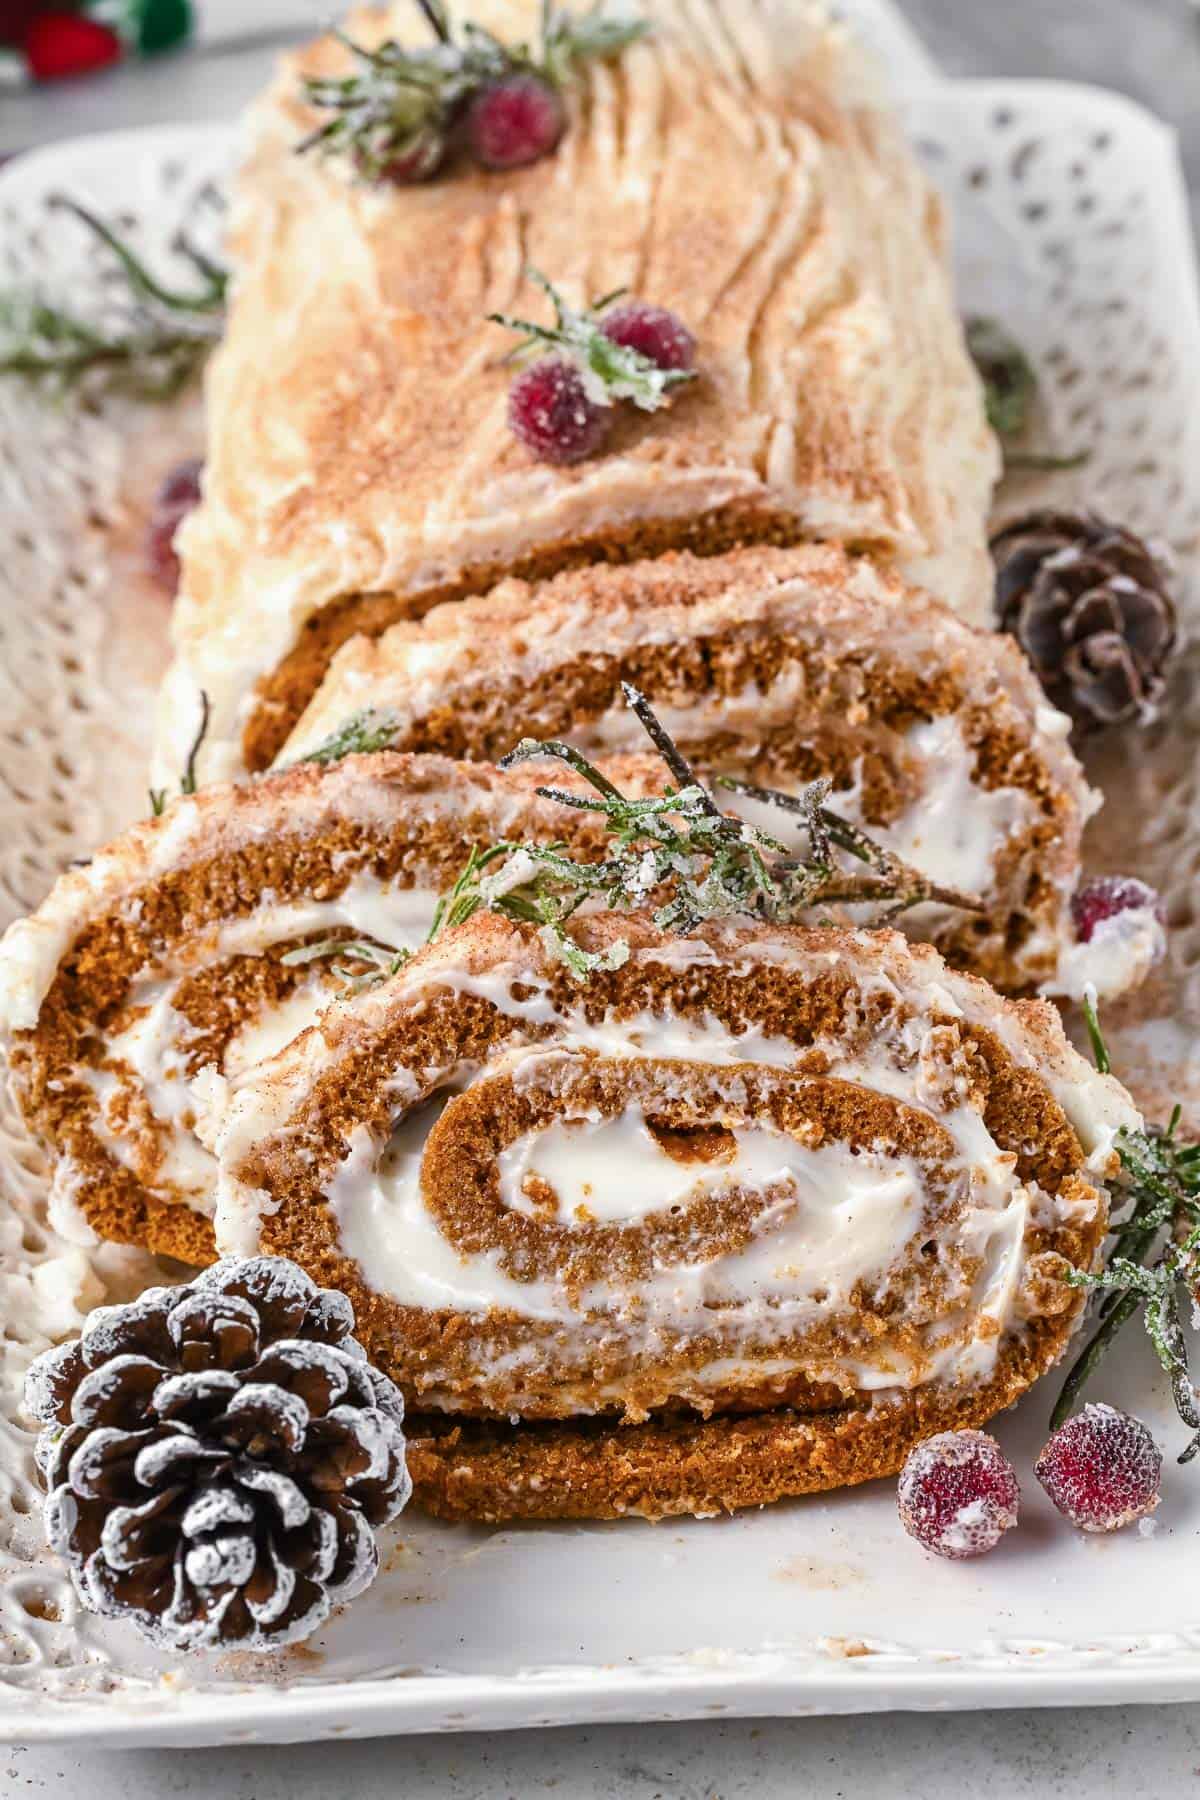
1035, 1403, 1161, 1533
507, 358, 609, 464
145, 457, 203, 595
898, 1430, 1020, 1559
1071, 875, 1166, 944
465, 73, 565, 171
601, 301, 696, 373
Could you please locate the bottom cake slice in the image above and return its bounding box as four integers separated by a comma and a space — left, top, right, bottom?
212, 912, 1134, 1519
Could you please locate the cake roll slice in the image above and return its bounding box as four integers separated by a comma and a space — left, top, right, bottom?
0, 752, 663, 1263
281, 542, 1099, 994
155, 0, 997, 785
211, 911, 1133, 1520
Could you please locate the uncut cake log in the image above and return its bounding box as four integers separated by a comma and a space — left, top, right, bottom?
154, 0, 998, 787
281, 542, 1099, 995
0, 751, 666, 1263
210, 911, 1133, 1521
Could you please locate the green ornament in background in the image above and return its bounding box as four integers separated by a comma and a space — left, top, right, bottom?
135, 0, 191, 54
83, 0, 194, 56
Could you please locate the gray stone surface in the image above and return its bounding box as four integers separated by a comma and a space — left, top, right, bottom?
5, 2, 1200, 1792
9, 1704, 1200, 1798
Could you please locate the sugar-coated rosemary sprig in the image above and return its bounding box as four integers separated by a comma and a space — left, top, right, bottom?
1050, 991, 1200, 1458
285, 683, 984, 990
298, 2, 648, 181
488, 268, 694, 413
281, 936, 412, 992
965, 315, 1089, 472
0, 197, 227, 400
148, 691, 210, 818
712, 774, 983, 919
291, 708, 405, 768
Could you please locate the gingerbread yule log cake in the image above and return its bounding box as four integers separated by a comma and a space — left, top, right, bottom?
207, 911, 1133, 1521
279, 542, 1107, 997
153, 0, 998, 787
0, 750, 669, 1264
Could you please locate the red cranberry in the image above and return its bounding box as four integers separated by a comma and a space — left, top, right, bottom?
1035, 1403, 1161, 1533
465, 73, 565, 171
601, 301, 696, 372
1071, 875, 1166, 944
506, 358, 609, 464
145, 457, 203, 596
898, 1430, 1020, 1559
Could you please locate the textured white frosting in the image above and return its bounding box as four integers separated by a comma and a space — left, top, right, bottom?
1050, 903, 1169, 1004
153, 0, 999, 786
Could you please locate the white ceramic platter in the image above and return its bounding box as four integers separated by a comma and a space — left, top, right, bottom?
3, 2, 1200, 1744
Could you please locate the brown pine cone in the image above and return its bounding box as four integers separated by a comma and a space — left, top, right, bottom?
992, 509, 1177, 728
23, 1257, 410, 1654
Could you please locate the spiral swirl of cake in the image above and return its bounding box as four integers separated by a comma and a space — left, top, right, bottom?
209, 912, 1134, 1520
0, 753, 662, 1262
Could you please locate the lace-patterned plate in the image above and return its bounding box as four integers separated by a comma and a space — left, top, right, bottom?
4, 17, 1200, 1743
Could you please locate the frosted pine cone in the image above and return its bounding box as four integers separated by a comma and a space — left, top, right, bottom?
992, 509, 1177, 729
23, 1257, 410, 1654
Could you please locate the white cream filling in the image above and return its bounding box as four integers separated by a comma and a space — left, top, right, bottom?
222, 978, 334, 1080
210, 874, 437, 962
1048, 904, 1168, 1004
328, 1085, 929, 1331
717, 714, 1032, 908
322, 989, 1055, 1396
69, 872, 443, 1210
82, 1000, 216, 1202
498, 1107, 845, 1226
581, 673, 809, 758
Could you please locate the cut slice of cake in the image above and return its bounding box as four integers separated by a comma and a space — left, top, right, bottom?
279, 542, 1100, 995
210, 911, 1133, 1520
0, 751, 664, 1263
154, 0, 997, 786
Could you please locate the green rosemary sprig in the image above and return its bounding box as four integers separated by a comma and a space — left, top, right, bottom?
286, 683, 983, 991
290, 708, 405, 768
298, 2, 647, 180
489, 268, 693, 412
281, 936, 412, 992
540, 0, 646, 80
1050, 992, 1200, 1458
148, 691, 211, 817
0, 197, 227, 400
965, 315, 1089, 472
712, 773, 980, 919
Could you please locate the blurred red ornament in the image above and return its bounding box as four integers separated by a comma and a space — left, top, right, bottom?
24, 11, 123, 80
